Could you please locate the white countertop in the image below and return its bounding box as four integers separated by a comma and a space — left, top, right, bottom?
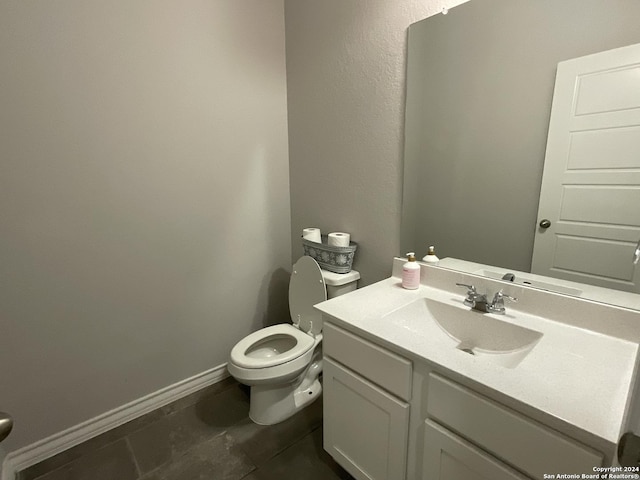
315, 269, 640, 445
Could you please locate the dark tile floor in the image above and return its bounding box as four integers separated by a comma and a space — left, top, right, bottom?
18, 378, 353, 480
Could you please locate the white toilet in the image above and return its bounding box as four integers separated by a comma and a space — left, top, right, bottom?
227, 256, 359, 425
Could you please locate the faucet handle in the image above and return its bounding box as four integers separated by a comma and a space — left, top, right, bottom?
456, 283, 476, 293
493, 289, 517, 302
489, 289, 517, 314
456, 283, 477, 307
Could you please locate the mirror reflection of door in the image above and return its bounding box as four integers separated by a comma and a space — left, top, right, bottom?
532, 43, 640, 293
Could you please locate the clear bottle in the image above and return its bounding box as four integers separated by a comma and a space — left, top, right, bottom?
422, 245, 439, 265
402, 252, 421, 289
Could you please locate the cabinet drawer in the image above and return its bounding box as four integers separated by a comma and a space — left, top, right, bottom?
323, 322, 412, 401
427, 374, 603, 479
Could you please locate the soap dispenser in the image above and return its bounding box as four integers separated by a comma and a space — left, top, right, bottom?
422, 245, 439, 265
402, 253, 420, 290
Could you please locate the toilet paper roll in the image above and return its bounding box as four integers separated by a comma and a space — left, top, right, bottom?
328, 232, 350, 247
302, 227, 322, 243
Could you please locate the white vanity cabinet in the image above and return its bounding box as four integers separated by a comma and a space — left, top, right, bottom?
322, 320, 606, 480
323, 322, 413, 480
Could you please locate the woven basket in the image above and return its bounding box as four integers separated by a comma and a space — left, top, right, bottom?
302, 235, 358, 274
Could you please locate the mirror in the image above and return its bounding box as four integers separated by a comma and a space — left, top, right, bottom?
401, 0, 640, 307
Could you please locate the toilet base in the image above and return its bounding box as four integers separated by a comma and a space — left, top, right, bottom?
249, 355, 323, 425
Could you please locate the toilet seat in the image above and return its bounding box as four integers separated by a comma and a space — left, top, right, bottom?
230, 324, 315, 369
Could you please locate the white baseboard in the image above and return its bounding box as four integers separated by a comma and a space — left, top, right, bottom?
2, 363, 230, 480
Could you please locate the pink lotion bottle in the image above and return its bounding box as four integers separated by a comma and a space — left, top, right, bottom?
402, 252, 420, 289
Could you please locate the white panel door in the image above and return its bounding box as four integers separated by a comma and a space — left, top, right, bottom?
423, 420, 528, 480
323, 358, 410, 480
532, 42, 640, 292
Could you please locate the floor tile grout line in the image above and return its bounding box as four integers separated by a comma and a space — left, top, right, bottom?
124, 436, 143, 479
255, 428, 317, 466
235, 426, 339, 480
20, 435, 136, 480
128, 388, 249, 477
133, 429, 260, 480
133, 427, 241, 480
30, 462, 72, 480
229, 423, 317, 471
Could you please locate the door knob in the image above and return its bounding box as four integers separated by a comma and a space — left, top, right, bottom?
619, 432, 640, 467
0, 412, 13, 443
539, 219, 551, 229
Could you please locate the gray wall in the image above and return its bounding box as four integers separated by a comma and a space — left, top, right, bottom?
285, 0, 468, 285
402, 0, 640, 271
0, 0, 290, 451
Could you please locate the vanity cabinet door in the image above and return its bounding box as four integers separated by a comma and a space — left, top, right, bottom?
423, 420, 529, 480
323, 358, 410, 480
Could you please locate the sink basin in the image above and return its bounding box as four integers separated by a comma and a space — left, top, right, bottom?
382, 298, 543, 368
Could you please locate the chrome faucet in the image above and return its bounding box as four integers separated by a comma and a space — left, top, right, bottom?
634, 238, 640, 265
456, 283, 517, 314
456, 283, 489, 311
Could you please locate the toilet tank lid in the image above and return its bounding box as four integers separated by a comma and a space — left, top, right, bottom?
321, 269, 360, 286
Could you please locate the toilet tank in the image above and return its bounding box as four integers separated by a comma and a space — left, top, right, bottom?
321, 269, 360, 299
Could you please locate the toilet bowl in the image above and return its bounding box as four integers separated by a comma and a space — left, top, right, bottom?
227, 256, 359, 425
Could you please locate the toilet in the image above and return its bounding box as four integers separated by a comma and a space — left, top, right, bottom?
227, 256, 359, 425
